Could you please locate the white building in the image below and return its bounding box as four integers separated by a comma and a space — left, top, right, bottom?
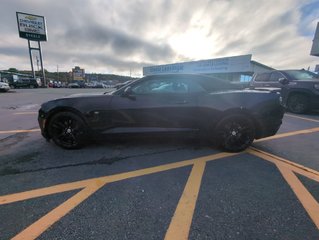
143, 54, 274, 82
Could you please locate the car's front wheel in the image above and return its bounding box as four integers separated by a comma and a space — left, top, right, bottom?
215, 114, 255, 152
48, 112, 87, 149
287, 94, 309, 114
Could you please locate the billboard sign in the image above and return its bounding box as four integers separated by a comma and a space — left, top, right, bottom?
72, 67, 85, 81
143, 55, 252, 76
16, 12, 47, 41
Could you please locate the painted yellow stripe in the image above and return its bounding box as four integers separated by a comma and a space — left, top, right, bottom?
0, 152, 237, 205
4, 152, 237, 240
254, 127, 319, 142
0, 179, 92, 205
12, 182, 105, 240
285, 114, 319, 123
0, 129, 40, 134
248, 147, 319, 229
14, 112, 38, 115
165, 161, 206, 240
276, 164, 319, 229
248, 147, 319, 176
248, 147, 319, 183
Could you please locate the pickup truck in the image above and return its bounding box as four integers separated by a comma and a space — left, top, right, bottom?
249, 69, 319, 113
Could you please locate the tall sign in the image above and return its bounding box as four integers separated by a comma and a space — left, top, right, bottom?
72, 66, 85, 81
16, 12, 47, 41
16, 12, 47, 86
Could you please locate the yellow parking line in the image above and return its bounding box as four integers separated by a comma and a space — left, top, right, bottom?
165, 161, 206, 240
14, 112, 38, 115
285, 114, 319, 123
0, 152, 237, 240
12, 182, 105, 240
276, 164, 319, 229
254, 127, 319, 142
248, 147, 319, 229
248, 147, 319, 179
0, 129, 40, 134
0, 152, 237, 206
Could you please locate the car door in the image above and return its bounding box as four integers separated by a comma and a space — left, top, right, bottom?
267, 72, 285, 88
107, 76, 201, 133
251, 72, 271, 88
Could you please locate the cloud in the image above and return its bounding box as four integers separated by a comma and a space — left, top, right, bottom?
0, 0, 318, 75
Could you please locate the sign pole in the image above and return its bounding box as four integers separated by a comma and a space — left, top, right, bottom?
27, 40, 35, 79
16, 12, 48, 86
38, 41, 46, 86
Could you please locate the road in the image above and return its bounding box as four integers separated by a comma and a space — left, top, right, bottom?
0, 88, 319, 240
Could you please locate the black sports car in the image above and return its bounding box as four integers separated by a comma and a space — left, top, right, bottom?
38, 74, 284, 152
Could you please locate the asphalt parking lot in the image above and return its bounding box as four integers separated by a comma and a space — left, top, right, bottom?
0, 89, 319, 240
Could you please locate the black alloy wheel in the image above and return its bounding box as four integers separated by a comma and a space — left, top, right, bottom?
215, 114, 255, 152
287, 94, 309, 114
48, 112, 87, 149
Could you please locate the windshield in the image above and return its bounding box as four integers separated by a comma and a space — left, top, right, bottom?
284, 70, 319, 80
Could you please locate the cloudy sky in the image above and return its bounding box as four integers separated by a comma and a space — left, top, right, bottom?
0, 0, 318, 76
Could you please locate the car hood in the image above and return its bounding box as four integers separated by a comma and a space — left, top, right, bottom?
40, 91, 114, 113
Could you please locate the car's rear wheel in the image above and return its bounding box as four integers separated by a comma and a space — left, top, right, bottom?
215, 114, 255, 152
287, 94, 309, 114
48, 112, 87, 149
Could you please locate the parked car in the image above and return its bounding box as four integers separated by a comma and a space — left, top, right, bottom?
38, 74, 284, 152
0, 81, 10, 92
67, 83, 81, 88
249, 69, 319, 113
9, 77, 39, 89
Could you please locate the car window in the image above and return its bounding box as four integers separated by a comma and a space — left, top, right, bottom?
132, 78, 189, 94
254, 73, 271, 82
270, 72, 285, 82
195, 77, 236, 92
284, 70, 319, 80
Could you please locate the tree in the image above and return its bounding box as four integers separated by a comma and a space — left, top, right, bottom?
8, 68, 18, 73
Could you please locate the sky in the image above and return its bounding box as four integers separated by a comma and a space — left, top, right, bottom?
0, 0, 318, 77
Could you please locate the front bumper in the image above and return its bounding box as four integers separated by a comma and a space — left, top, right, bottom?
38, 110, 49, 139
0, 85, 10, 92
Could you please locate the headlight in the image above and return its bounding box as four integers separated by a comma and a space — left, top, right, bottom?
314, 84, 319, 90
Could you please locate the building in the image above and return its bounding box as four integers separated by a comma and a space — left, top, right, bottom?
143, 54, 274, 82
72, 66, 85, 81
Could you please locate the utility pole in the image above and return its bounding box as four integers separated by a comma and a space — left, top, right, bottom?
57, 65, 59, 82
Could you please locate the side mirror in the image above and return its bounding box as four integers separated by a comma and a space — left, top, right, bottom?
278, 78, 289, 85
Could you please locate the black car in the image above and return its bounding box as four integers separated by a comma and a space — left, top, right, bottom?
9, 77, 39, 88
38, 74, 284, 152
250, 69, 319, 113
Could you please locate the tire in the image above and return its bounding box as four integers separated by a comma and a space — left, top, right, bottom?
215, 114, 255, 152
48, 112, 87, 149
287, 94, 309, 114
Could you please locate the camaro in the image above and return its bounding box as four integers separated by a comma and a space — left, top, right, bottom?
38, 74, 284, 152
